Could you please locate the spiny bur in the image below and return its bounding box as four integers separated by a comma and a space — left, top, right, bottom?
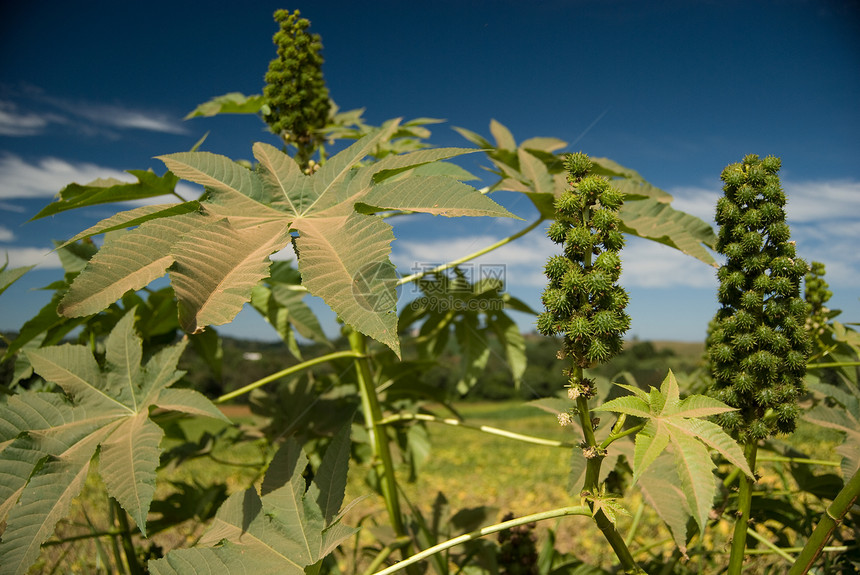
537, 152, 630, 373
707, 154, 810, 441
264, 9, 330, 168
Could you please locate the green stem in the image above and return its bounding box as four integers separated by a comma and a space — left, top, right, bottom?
349, 330, 406, 537
396, 217, 544, 286
111, 499, 143, 575
789, 464, 860, 574
727, 441, 759, 575
600, 422, 646, 450
625, 501, 646, 547
807, 361, 860, 369
756, 455, 840, 467
371, 506, 591, 575
214, 350, 364, 403
746, 527, 794, 563
378, 412, 576, 447
748, 545, 852, 555
43, 529, 127, 546
361, 538, 411, 575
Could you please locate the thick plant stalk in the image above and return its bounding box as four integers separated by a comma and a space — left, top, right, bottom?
789, 465, 860, 574
727, 442, 759, 574
349, 329, 407, 537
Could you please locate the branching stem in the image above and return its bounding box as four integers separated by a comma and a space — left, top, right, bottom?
397, 217, 544, 286
214, 350, 365, 403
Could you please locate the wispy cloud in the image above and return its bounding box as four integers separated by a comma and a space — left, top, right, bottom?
0, 89, 188, 137
0, 100, 66, 136
72, 103, 188, 135
0, 154, 201, 201
0, 226, 14, 242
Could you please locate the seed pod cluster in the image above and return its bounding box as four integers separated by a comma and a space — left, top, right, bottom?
707, 154, 810, 440
264, 9, 331, 168
804, 261, 832, 336
536, 153, 630, 369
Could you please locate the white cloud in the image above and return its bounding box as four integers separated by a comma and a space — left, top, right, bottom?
0, 246, 62, 268
666, 185, 720, 224
0, 154, 133, 199
621, 237, 719, 288
783, 180, 860, 223
0, 154, 202, 203
0, 226, 13, 241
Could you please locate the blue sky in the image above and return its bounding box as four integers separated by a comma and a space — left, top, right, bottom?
1, 0, 858, 343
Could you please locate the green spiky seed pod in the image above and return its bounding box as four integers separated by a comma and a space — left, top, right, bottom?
707, 154, 810, 440
537, 152, 630, 369
804, 261, 832, 336
264, 9, 331, 168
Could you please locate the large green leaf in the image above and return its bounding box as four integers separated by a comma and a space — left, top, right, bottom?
29, 170, 181, 221
595, 370, 751, 533
60, 123, 513, 356
0, 311, 227, 574
149, 430, 357, 575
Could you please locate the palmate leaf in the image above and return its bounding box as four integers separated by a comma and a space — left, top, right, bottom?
60, 122, 514, 356
595, 370, 752, 533
0, 311, 227, 575
149, 426, 356, 575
